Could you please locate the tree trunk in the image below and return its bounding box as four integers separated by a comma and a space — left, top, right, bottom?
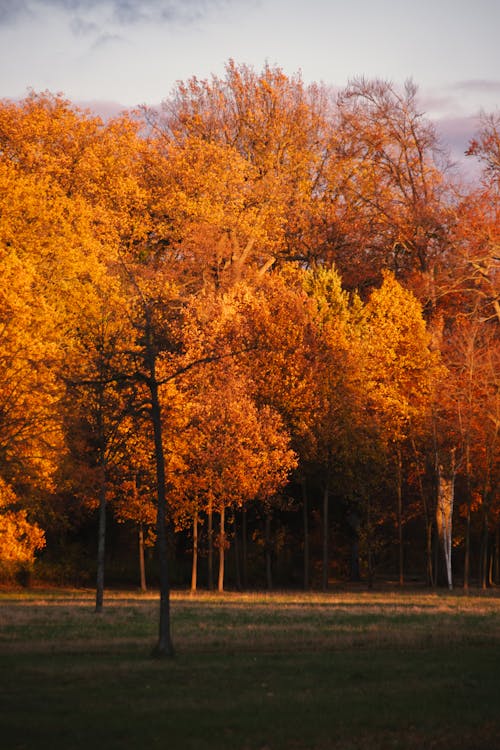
426, 519, 434, 588
366, 499, 374, 589
95, 460, 107, 613
436, 453, 455, 591
233, 510, 242, 591
480, 504, 489, 590
396, 447, 404, 586
207, 501, 214, 591
302, 479, 309, 591
322, 481, 329, 591
464, 443, 471, 593
149, 368, 174, 658
218, 505, 225, 593
265, 510, 273, 591
242, 507, 248, 590
495, 523, 500, 585
464, 503, 471, 593
138, 523, 147, 592
191, 510, 198, 592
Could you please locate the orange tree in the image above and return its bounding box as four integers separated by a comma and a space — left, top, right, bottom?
359, 271, 445, 583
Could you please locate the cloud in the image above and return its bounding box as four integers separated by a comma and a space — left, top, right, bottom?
70, 15, 100, 35
0, 1, 31, 24
454, 79, 500, 96
433, 114, 482, 179
91, 31, 124, 49
0, 1, 234, 27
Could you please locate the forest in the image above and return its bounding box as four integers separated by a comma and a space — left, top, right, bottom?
0, 61, 498, 618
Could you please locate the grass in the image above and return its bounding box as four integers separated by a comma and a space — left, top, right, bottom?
1, 588, 500, 749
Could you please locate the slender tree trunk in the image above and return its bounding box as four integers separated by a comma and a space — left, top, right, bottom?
138, 523, 147, 592
233, 510, 242, 591
265, 510, 273, 591
426, 520, 434, 588
410, 437, 433, 587
191, 510, 198, 592
322, 481, 329, 592
437, 453, 455, 591
480, 503, 489, 590
464, 504, 471, 593
218, 505, 225, 593
149, 368, 174, 658
242, 507, 248, 590
95, 459, 107, 613
396, 447, 404, 586
495, 524, 500, 585
464, 443, 471, 593
207, 501, 214, 591
302, 479, 309, 591
367, 499, 374, 590
488, 540, 494, 587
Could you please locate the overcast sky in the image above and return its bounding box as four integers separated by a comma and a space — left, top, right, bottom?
0, 0, 499, 170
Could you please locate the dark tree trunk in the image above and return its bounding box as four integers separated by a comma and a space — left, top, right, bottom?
495, 524, 500, 585
396, 447, 404, 586
149, 367, 174, 658
464, 444, 472, 593
242, 508, 248, 590
207, 501, 214, 591
95, 460, 107, 613
265, 510, 273, 591
218, 505, 225, 593
464, 503, 471, 593
191, 510, 198, 592
233, 510, 242, 591
322, 482, 329, 591
426, 519, 434, 588
138, 523, 147, 592
302, 479, 309, 591
480, 508, 489, 590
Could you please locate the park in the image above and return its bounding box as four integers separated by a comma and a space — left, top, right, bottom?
1, 587, 499, 749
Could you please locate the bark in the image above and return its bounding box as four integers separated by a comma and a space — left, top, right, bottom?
233, 510, 242, 591
149, 360, 174, 658
396, 447, 404, 586
138, 523, 147, 592
495, 524, 500, 585
436, 453, 455, 591
95, 460, 107, 613
265, 510, 273, 591
301, 479, 309, 591
464, 504, 471, 593
241, 508, 248, 590
218, 505, 225, 593
426, 520, 434, 588
480, 504, 490, 590
207, 501, 214, 591
463, 443, 472, 593
322, 481, 329, 591
367, 499, 374, 589
191, 510, 198, 592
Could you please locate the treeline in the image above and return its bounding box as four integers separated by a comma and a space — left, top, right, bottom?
0, 62, 498, 604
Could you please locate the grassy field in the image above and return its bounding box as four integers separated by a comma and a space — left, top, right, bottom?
1, 587, 500, 749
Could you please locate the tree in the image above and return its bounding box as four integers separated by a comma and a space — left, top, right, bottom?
329, 78, 450, 293
0, 477, 45, 581
144, 60, 333, 272
360, 272, 444, 584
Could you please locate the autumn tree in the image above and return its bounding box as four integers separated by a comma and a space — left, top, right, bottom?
0, 477, 45, 582
328, 78, 450, 294
143, 60, 333, 274
360, 272, 444, 584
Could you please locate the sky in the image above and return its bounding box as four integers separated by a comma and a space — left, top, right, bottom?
0, 0, 499, 172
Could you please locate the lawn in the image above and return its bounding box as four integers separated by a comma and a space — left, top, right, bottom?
1, 588, 499, 749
